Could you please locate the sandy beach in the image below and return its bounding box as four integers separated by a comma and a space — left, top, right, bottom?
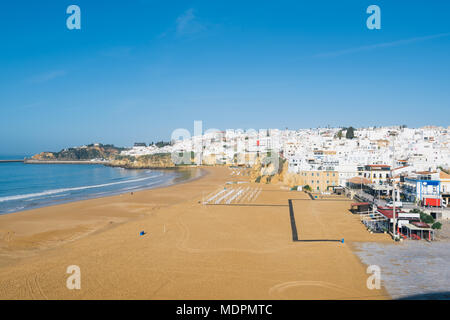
0, 166, 392, 299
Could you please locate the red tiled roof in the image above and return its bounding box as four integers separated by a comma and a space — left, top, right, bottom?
348, 177, 371, 184
440, 171, 450, 179
377, 207, 405, 219
412, 221, 430, 228
392, 166, 408, 170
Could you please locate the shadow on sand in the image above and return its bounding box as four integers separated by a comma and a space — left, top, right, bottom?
288, 199, 343, 243
397, 292, 450, 300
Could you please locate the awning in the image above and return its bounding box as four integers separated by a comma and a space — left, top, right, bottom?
351, 202, 369, 206
403, 223, 432, 231
411, 221, 430, 228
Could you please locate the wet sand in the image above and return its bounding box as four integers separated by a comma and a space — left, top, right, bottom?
354, 241, 450, 299
0, 167, 391, 299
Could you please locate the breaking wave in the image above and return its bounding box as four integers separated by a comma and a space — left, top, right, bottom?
0, 173, 163, 203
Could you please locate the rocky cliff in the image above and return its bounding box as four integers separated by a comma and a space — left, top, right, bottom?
32, 144, 126, 161
249, 156, 294, 185
108, 154, 175, 169
248, 155, 308, 187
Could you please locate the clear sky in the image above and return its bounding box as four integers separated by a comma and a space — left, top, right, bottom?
1, 0, 449, 154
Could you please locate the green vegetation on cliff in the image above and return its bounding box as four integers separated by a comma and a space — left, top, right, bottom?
150, 141, 171, 148
32, 144, 127, 161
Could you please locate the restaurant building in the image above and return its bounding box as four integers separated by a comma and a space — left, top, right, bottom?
403, 172, 442, 207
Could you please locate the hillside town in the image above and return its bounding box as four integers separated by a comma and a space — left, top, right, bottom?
121, 126, 450, 232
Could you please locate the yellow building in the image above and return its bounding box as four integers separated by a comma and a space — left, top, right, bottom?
298, 170, 339, 192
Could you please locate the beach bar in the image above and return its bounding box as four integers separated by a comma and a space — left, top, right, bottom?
375, 207, 435, 240
401, 222, 435, 241
350, 202, 371, 214
360, 211, 389, 233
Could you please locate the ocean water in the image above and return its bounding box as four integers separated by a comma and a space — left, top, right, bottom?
0, 161, 190, 214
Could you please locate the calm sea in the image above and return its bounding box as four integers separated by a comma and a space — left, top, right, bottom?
0, 159, 193, 214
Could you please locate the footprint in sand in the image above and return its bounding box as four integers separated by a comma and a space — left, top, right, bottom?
268, 280, 359, 299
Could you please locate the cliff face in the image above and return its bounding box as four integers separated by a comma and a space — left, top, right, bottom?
32, 144, 125, 161
249, 156, 292, 185
108, 154, 175, 169
32, 152, 56, 160
281, 168, 304, 187
248, 156, 306, 187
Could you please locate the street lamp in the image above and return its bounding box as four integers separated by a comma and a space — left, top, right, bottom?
391, 134, 397, 239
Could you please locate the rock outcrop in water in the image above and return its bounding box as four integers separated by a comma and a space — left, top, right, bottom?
31, 144, 190, 169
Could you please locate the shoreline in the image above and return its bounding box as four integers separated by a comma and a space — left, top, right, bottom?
0, 165, 205, 217
0, 166, 392, 299
0, 167, 209, 265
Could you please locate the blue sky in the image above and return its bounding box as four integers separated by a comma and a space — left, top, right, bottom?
1, 0, 449, 154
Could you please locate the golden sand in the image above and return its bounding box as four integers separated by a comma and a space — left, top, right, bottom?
0, 167, 391, 299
